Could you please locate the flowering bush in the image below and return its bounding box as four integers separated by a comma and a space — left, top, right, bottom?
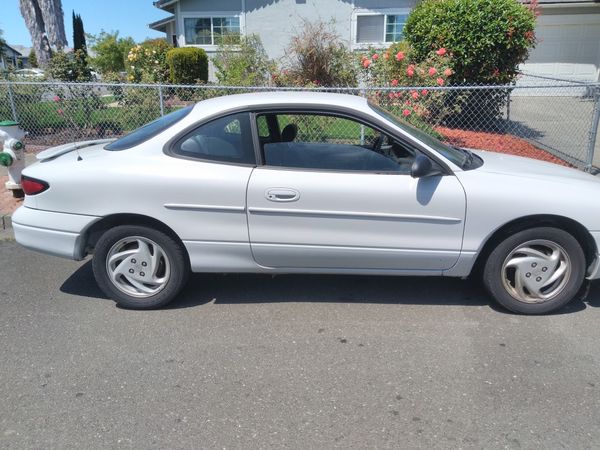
126, 38, 172, 83
404, 0, 537, 85
359, 42, 456, 131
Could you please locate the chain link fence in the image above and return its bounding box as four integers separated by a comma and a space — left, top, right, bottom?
1, 80, 599, 171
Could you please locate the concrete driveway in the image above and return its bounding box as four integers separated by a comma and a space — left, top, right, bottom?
2, 240, 600, 449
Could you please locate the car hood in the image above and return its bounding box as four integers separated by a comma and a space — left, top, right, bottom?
470, 150, 599, 185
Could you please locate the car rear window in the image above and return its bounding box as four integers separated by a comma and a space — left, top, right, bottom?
105, 106, 193, 151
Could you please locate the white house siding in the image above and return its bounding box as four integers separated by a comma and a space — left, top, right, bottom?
245, 0, 355, 61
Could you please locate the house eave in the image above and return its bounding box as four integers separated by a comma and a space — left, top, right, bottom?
148, 15, 175, 32
153, 0, 178, 11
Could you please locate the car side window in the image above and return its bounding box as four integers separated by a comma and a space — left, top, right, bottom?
259, 113, 416, 173
171, 112, 256, 165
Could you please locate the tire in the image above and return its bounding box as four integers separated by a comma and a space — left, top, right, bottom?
92, 225, 189, 309
483, 227, 586, 315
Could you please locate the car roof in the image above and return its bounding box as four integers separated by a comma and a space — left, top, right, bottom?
190, 91, 369, 118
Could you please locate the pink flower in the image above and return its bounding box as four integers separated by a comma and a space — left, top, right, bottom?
406, 66, 415, 77
395, 51, 405, 61
411, 90, 419, 100
402, 109, 411, 117
421, 89, 428, 96
394, 92, 402, 98
391, 79, 399, 86
444, 68, 453, 77
362, 59, 372, 68
436, 48, 447, 56
372, 53, 379, 60
388, 92, 395, 100
436, 77, 445, 86
53, 95, 61, 102
57, 109, 64, 115
428, 67, 437, 76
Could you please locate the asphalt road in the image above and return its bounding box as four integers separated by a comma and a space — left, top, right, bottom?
2, 239, 600, 449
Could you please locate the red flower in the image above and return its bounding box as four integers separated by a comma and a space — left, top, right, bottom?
388, 92, 395, 99
372, 53, 379, 60
444, 68, 453, 77
421, 89, 428, 96
428, 67, 437, 76
391, 79, 399, 86
363, 59, 372, 68
411, 90, 419, 100
395, 51, 405, 61
436, 77, 445, 86
402, 109, 411, 117
53, 95, 61, 102
406, 66, 415, 77
394, 92, 402, 98
524, 30, 535, 41
436, 48, 447, 56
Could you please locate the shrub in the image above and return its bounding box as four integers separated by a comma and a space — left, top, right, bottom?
213, 34, 275, 86
273, 20, 357, 87
359, 42, 457, 131
166, 47, 208, 84
48, 50, 92, 82
126, 38, 172, 83
404, 0, 537, 85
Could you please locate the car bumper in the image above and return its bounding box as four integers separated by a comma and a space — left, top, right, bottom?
12, 206, 100, 260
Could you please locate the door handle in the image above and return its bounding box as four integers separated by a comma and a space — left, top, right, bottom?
265, 188, 300, 202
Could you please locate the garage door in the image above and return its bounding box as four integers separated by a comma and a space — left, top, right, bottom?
520, 13, 600, 82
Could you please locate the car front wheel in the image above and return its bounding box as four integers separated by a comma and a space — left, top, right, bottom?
92, 225, 189, 309
483, 227, 586, 314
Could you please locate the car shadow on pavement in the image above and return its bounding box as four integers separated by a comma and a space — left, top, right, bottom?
61, 261, 599, 315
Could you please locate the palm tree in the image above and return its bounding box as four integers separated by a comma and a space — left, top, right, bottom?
19, 0, 67, 66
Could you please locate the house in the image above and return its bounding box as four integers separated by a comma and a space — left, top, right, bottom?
149, 0, 600, 83
0, 43, 23, 70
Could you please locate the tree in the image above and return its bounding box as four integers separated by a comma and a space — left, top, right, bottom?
72, 11, 87, 54
28, 49, 38, 67
88, 30, 135, 74
19, 0, 67, 66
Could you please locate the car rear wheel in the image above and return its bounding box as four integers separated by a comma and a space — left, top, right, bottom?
483, 227, 586, 314
92, 225, 189, 309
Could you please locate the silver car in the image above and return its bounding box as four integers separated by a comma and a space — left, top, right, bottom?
13, 92, 600, 314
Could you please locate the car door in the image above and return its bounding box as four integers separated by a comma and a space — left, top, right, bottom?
246, 111, 467, 272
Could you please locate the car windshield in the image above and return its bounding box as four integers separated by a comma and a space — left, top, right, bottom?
105, 106, 193, 151
369, 103, 467, 168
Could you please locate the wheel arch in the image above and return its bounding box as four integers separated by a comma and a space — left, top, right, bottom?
78, 213, 189, 262
471, 214, 598, 277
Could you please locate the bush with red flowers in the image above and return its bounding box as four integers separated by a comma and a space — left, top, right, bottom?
359, 42, 456, 133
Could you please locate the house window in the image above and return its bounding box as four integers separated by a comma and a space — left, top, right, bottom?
356, 13, 409, 44
184, 16, 241, 46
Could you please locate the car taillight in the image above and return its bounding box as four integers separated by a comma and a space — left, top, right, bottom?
21, 176, 49, 195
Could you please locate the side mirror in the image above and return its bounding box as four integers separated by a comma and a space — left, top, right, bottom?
411, 154, 433, 178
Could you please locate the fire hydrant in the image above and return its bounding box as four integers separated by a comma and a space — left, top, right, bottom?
0, 120, 27, 198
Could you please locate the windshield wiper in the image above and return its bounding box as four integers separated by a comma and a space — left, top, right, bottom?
453, 146, 473, 168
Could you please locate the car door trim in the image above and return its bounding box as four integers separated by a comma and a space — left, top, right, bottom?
248, 206, 462, 223
164, 203, 246, 213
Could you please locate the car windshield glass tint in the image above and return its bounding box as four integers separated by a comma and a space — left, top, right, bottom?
368, 103, 467, 167
105, 106, 193, 151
